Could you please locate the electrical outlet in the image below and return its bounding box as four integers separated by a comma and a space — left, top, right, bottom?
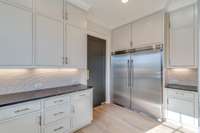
34, 83, 43, 89
72, 80, 79, 85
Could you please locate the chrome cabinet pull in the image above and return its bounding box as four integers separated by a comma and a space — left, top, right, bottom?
53, 112, 64, 116
54, 99, 64, 103
65, 57, 68, 64
71, 105, 75, 113
14, 108, 30, 113
79, 94, 86, 97
54, 126, 64, 132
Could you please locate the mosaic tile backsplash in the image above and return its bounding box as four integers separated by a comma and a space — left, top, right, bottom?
0, 69, 86, 95
166, 68, 198, 86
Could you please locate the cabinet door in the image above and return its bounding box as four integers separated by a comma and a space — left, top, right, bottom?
71, 90, 92, 130
0, 3, 33, 66
4, 0, 33, 8
0, 113, 40, 133
169, 6, 196, 67
65, 24, 86, 68
36, 0, 63, 20
132, 12, 164, 47
36, 16, 63, 66
112, 24, 131, 51
66, 4, 87, 29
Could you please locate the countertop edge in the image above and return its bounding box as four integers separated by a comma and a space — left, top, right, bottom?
0, 84, 93, 107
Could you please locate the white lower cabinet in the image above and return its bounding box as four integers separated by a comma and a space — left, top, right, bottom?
71, 90, 93, 131
44, 118, 71, 133
0, 89, 93, 133
167, 88, 198, 127
0, 112, 41, 133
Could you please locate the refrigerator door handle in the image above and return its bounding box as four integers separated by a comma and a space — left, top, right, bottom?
127, 60, 130, 87
130, 59, 133, 87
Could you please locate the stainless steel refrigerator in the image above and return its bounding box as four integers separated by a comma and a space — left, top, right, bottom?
111, 46, 163, 120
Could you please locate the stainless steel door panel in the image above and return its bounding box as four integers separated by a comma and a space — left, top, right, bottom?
131, 51, 162, 119
111, 54, 131, 108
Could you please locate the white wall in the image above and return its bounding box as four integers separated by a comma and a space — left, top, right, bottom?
87, 20, 112, 103
198, 0, 200, 129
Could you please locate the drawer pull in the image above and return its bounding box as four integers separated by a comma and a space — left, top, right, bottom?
176, 92, 184, 95
79, 94, 86, 97
53, 100, 64, 103
14, 108, 30, 113
53, 112, 64, 116
54, 126, 64, 132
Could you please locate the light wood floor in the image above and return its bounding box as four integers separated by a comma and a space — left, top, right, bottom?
76, 104, 196, 133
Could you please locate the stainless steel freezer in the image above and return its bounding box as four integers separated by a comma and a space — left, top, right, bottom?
111, 46, 163, 120
111, 54, 131, 108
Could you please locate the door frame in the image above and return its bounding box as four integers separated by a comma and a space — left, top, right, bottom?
87, 30, 111, 104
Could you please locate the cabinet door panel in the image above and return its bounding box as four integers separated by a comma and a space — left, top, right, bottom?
36, 0, 63, 20
66, 4, 87, 29
0, 3, 33, 66
169, 5, 196, 67
170, 26, 195, 66
65, 24, 86, 68
71, 90, 92, 130
132, 12, 164, 47
112, 24, 131, 51
0, 113, 40, 133
5, 0, 32, 8
36, 16, 63, 66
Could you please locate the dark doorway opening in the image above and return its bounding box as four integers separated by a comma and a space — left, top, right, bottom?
87, 35, 106, 107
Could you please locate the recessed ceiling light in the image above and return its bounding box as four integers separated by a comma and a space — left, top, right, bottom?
121, 0, 128, 4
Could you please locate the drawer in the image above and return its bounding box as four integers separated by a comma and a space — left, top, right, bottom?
45, 105, 70, 124
168, 98, 194, 116
0, 101, 40, 121
45, 118, 71, 133
71, 90, 91, 101
168, 89, 194, 101
44, 95, 69, 108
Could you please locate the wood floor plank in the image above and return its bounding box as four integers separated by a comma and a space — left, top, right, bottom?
75, 104, 196, 133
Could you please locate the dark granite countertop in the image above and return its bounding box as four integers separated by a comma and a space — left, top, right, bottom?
166, 84, 198, 92
0, 84, 92, 107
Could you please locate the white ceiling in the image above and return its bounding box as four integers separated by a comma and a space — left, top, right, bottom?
68, 0, 197, 29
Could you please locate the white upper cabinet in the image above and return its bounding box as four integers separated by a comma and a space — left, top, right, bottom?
36, 0, 63, 20
169, 5, 197, 67
36, 16, 63, 66
132, 12, 164, 47
66, 4, 87, 29
112, 24, 132, 52
65, 24, 86, 68
0, 2, 33, 66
